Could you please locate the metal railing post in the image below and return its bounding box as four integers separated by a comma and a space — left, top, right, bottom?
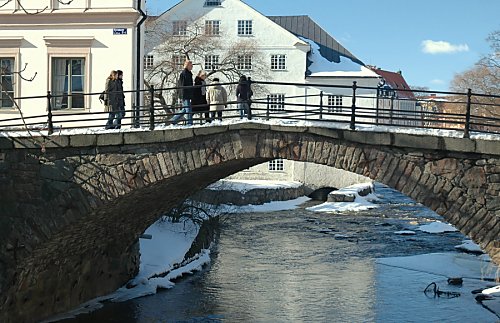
375, 87, 380, 125
350, 81, 357, 130
390, 93, 395, 125
266, 95, 270, 120
319, 91, 323, 120
47, 91, 53, 135
149, 85, 155, 130
464, 88, 472, 138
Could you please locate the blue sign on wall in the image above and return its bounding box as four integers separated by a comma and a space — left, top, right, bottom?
113, 28, 128, 35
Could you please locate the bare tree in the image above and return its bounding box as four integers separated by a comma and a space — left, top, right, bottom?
144, 16, 270, 120
450, 30, 500, 125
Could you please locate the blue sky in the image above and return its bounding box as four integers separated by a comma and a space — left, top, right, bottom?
146, 0, 499, 92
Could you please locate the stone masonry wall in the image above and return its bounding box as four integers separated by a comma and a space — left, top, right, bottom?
0, 124, 498, 322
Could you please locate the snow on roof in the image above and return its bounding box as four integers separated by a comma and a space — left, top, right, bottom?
300, 37, 378, 78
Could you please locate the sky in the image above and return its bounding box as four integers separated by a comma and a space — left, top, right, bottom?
145, 0, 499, 92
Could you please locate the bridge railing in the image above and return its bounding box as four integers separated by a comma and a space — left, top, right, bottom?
0, 80, 499, 138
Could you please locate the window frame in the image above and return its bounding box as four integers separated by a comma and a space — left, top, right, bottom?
269, 93, 285, 111
0, 57, 16, 109
144, 54, 154, 70
327, 94, 343, 113
173, 20, 188, 36
268, 159, 285, 172
237, 20, 253, 36
205, 20, 221, 36
44, 36, 93, 112
50, 57, 86, 111
271, 54, 286, 70
204, 54, 220, 71
204, 0, 222, 6
0, 37, 22, 111
237, 55, 252, 70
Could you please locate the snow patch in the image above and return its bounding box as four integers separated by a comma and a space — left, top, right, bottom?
207, 179, 303, 193
418, 221, 458, 233
307, 182, 378, 213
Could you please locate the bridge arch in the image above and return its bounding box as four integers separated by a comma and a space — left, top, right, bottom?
0, 123, 498, 322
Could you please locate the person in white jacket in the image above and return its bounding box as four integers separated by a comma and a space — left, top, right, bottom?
206, 78, 227, 121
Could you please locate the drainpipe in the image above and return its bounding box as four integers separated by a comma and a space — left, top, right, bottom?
134, 0, 148, 127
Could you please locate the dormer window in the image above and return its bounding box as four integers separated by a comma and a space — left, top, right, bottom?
204, 0, 222, 6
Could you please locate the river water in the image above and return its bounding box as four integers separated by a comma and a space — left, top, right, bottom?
62, 184, 499, 323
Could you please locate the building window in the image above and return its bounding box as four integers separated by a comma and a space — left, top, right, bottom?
204, 0, 222, 6
237, 20, 253, 35
173, 21, 187, 36
327, 95, 343, 113
0, 58, 14, 109
271, 54, 286, 70
205, 20, 220, 36
172, 55, 186, 69
269, 159, 284, 171
51, 58, 85, 110
237, 55, 252, 70
270, 94, 285, 111
205, 55, 219, 70
144, 54, 154, 69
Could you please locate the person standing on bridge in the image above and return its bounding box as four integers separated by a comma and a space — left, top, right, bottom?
171, 60, 194, 126
192, 70, 209, 124
105, 70, 119, 129
236, 75, 253, 119
114, 70, 126, 129
206, 77, 227, 121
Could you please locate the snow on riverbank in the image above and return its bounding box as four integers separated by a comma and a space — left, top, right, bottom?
207, 179, 303, 193
306, 183, 379, 213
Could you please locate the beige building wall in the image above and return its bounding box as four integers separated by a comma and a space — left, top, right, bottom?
0, 1, 143, 128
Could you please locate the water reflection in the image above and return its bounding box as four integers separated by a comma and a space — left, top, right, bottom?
63, 184, 497, 323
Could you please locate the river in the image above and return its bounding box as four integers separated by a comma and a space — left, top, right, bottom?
60, 184, 499, 323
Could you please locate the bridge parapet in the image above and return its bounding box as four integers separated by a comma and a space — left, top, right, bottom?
0, 123, 498, 322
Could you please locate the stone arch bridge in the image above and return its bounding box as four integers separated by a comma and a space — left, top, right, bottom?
0, 123, 499, 322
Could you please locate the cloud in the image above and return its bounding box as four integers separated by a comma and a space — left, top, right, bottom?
421, 40, 469, 54
430, 79, 445, 85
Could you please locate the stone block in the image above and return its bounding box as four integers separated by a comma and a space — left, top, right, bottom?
163, 128, 194, 142
442, 137, 475, 152
193, 125, 228, 136
475, 139, 500, 155
228, 122, 270, 131
124, 130, 165, 145
41, 135, 70, 148
307, 127, 341, 139
344, 131, 391, 146
392, 133, 439, 150
0, 137, 14, 149
69, 134, 97, 147
97, 133, 123, 146
270, 124, 307, 133
328, 192, 356, 202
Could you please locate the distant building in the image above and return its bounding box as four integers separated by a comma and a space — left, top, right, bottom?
0, 0, 145, 127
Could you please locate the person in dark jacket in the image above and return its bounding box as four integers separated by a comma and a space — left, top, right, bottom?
192, 70, 209, 124
105, 70, 118, 129
236, 75, 253, 119
171, 60, 194, 125
114, 70, 126, 129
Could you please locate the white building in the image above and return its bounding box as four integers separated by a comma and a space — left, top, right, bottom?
146, 0, 389, 189
0, 0, 146, 128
